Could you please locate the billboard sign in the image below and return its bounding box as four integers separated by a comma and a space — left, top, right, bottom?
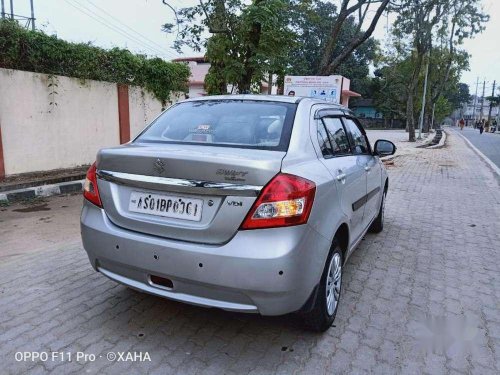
283, 75, 343, 104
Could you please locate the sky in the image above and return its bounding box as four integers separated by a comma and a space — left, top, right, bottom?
5, 0, 500, 95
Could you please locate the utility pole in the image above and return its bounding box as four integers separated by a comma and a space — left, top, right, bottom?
29, 0, 35, 30
488, 80, 496, 124
418, 57, 430, 139
479, 80, 486, 122
2, 0, 36, 30
472, 77, 479, 122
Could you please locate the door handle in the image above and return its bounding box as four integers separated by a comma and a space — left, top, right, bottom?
336, 172, 347, 183
364, 165, 371, 172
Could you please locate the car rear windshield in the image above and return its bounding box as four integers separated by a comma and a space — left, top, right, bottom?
134, 100, 297, 151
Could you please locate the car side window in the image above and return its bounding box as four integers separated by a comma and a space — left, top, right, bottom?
317, 121, 334, 157
322, 117, 351, 155
343, 118, 369, 155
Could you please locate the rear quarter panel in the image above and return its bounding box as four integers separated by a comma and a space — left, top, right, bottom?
281, 100, 350, 266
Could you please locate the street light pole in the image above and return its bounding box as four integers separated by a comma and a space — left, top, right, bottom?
472, 77, 479, 122
418, 58, 429, 139
480, 80, 486, 121
488, 80, 496, 124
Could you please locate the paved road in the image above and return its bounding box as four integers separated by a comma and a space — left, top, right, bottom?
454, 127, 500, 168
1, 132, 500, 374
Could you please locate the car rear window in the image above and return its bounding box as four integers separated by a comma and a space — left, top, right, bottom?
135, 100, 297, 151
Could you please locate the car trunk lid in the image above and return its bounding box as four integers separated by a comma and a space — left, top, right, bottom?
96, 143, 284, 244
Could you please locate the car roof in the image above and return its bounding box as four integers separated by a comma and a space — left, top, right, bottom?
181, 94, 349, 110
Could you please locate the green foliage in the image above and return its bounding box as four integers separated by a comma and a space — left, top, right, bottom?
167, 0, 294, 93
372, 45, 469, 120
167, 0, 381, 94
442, 81, 470, 111
486, 95, 500, 107
382, 0, 489, 139
0, 19, 189, 104
433, 95, 453, 123
372, 57, 413, 119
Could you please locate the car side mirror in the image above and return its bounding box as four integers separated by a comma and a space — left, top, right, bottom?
374, 139, 396, 157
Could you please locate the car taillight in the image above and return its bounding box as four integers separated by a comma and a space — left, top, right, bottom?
83, 162, 102, 208
240, 173, 316, 230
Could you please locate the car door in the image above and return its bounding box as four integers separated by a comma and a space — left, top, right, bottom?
342, 117, 382, 230
316, 116, 367, 243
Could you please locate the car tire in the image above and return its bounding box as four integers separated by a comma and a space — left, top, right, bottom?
303, 241, 343, 332
369, 191, 386, 233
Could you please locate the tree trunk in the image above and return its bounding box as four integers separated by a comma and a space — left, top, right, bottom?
423, 112, 432, 133
318, 0, 390, 75
238, 74, 253, 94
237, 0, 264, 93
318, 9, 349, 75
405, 49, 425, 141
406, 92, 416, 142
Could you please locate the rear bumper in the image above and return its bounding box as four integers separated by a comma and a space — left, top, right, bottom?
80, 201, 330, 316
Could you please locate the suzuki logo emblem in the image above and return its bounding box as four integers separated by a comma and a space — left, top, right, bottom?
153, 158, 165, 175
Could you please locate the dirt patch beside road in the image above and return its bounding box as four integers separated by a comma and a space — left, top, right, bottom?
0, 193, 82, 260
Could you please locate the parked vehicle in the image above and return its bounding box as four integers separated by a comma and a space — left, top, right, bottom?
81, 95, 396, 331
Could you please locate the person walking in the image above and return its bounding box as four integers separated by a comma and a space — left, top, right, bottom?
479, 119, 485, 134
459, 118, 465, 131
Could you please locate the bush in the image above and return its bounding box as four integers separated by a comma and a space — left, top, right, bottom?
0, 19, 190, 104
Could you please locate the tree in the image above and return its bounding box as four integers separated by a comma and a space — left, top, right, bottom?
372, 57, 413, 120
391, 0, 450, 141
423, 48, 469, 130
390, 0, 488, 141
287, 0, 378, 93
423, 0, 488, 130
371, 47, 469, 127
317, 0, 391, 75
430, 0, 488, 103
445, 83, 470, 110
486, 95, 500, 107
163, 0, 294, 93
164, 0, 387, 93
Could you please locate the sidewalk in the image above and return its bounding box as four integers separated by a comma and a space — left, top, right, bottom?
1, 131, 499, 374
366, 129, 436, 158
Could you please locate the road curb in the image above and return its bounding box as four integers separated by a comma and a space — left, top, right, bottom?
381, 154, 399, 163
427, 129, 447, 149
415, 132, 437, 148
0, 179, 84, 203
454, 130, 500, 177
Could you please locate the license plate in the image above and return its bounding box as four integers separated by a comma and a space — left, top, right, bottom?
128, 192, 203, 222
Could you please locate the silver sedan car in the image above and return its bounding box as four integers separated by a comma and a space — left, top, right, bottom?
81, 95, 396, 331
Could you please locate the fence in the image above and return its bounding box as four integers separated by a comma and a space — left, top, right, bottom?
358, 118, 406, 129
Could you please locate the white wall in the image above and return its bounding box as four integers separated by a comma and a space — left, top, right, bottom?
188, 84, 206, 98
128, 86, 164, 138
0, 68, 170, 176
0, 68, 119, 175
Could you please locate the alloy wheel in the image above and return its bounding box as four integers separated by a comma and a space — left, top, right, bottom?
326, 253, 342, 316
